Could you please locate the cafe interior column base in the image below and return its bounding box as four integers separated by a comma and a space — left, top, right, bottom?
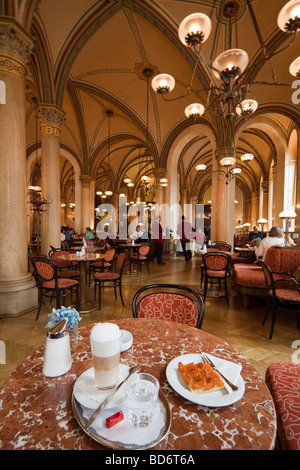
0, 274, 38, 316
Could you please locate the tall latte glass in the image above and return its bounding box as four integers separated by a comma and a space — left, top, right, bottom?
90, 323, 122, 390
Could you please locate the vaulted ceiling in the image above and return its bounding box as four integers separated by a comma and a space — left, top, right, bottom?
14, 0, 300, 203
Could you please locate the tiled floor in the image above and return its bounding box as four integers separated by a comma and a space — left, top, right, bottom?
0, 253, 297, 387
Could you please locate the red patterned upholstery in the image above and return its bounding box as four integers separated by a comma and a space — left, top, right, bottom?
35, 261, 54, 280
94, 272, 120, 281
233, 247, 300, 292
31, 257, 79, 320
51, 251, 70, 268
132, 284, 204, 329
130, 245, 150, 275
93, 251, 128, 309
136, 293, 199, 327
265, 362, 300, 450
57, 270, 80, 278
202, 252, 231, 305
43, 278, 79, 289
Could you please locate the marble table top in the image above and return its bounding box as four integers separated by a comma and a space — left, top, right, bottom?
0, 318, 276, 450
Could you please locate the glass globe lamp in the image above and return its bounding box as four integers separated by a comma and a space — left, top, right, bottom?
151, 74, 175, 94
289, 56, 300, 76
212, 49, 249, 80
184, 103, 205, 119
240, 153, 254, 162
236, 99, 258, 117
178, 13, 212, 46
195, 164, 207, 171
278, 0, 300, 32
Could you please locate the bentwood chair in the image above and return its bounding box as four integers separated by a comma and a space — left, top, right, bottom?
132, 283, 204, 329
49, 248, 80, 280
256, 260, 300, 339
202, 252, 231, 305
94, 250, 128, 309
31, 257, 79, 320
89, 248, 115, 285
129, 244, 150, 275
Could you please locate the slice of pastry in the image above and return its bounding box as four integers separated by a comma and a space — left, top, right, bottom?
178, 361, 225, 394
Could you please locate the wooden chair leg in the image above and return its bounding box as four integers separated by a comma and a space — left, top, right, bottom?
119, 280, 124, 306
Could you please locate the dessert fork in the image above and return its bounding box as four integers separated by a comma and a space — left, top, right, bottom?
202, 354, 238, 391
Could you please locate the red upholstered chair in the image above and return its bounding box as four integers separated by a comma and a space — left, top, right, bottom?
50, 249, 80, 280
129, 244, 150, 275
89, 248, 115, 285
215, 242, 231, 252
265, 362, 300, 450
94, 250, 128, 309
202, 252, 231, 305
132, 284, 204, 329
256, 260, 300, 339
31, 257, 79, 320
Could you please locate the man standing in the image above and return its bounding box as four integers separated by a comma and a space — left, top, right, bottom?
177, 216, 194, 262
151, 215, 165, 265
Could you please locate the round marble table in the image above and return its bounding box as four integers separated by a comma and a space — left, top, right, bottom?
58, 252, 105, 313
0, 318, 276, 450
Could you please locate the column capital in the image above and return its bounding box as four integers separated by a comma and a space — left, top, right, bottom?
36, 104, 66, 137
80, 174, 93, 187
0, 18, 34, 71
215, 147, 235, 162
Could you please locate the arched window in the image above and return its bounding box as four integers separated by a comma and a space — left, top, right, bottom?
0, 80, 6, 104
284, 130, 297, 231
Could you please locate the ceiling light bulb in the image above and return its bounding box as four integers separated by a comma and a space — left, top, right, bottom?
289, 56, 300, 76
232, 167, 242, 174
240, 153, 254, 162
178, 13, 212, 46
124, 178, 131, 184
184, 103, 205, 119
195, 164, 207, 171
278, 0, 300, 32
151, 74, 175, 94
212, 49, 249, 80
127, 182, 134, 187
105, 190, 113, 196
236, 99, 258, 117
220, 157, 236, 167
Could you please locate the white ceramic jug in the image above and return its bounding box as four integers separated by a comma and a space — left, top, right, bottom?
43, 319, 72, 377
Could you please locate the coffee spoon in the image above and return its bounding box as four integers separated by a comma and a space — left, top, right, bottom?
84, 365, 140, 430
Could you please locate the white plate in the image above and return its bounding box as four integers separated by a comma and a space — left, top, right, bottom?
121, 330, 133, 352
166, 353, 245, 407
73, 364, 130, 409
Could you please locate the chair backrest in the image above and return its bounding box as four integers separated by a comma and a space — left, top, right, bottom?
31, 257, 55, 282
256, 260, 274, 291
116, 250, 128, 273
202, 252, 231, 273
51, 250, 70, 268
132, 284, 204, 329
217, 243, 231, 252
104, 248, 115, 262
256, 259, 297, 293
138, 245, 150, 256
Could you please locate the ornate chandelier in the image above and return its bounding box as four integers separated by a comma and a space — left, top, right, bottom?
151, 0, 300, 122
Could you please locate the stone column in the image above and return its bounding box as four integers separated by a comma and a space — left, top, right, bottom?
37, 104, 66, 255
251, 191, 259, 227
211, 148, 236, 246
80, 175, 92, 233
0, 19, 38, 315
261, 180, 269, 222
